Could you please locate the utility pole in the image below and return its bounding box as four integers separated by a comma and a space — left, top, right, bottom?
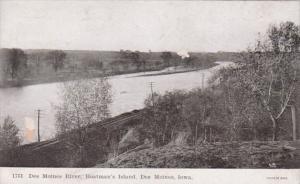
148, 81, 157, 146
291, 105, 297, 141
36, 109, 42, 142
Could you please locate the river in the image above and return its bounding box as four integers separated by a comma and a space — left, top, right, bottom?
0, 61, 233, 143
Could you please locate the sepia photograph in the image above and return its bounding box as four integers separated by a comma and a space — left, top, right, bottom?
0, 0, 299, 176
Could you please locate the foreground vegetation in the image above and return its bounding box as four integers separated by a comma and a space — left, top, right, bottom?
98, 142, 295, 168
98, 21, 300, 168
140, 21, 300, 146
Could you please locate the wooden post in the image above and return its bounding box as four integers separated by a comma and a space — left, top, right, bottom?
37, 109, 41, 142
291, 105, 297, 141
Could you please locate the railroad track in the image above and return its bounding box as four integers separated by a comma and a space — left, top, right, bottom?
94, 111, 143, 128
21, 109, 143, 151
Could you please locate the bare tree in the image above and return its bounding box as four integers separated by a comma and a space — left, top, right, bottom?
130, 51, 142, 71
140, 53, 149, 72
182, 90, 215, 144
142, 90, 188, 146
213, 68, 268, 141
226, 22, 299, 141
160, 51, 172, 68
48, 50, 66, 72
54, 77, 112, 166
268, 21, 300, 53
120, 50, 143, 71
1, 48, 27, 80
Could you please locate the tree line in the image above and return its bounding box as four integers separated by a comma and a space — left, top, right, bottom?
0, 49, 67, 86
0, 48, 219, 87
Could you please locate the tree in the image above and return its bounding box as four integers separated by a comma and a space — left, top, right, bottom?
182, 89, 216, 144
87, 58, 103, 70
141, 89, 230, 145
155, 60, 162, 69
0, 116, 20, 150
130, 51, 142, 71
239, 54, 297, 141
142, 90, 188, 146
183, 56, 197, 67
216, 21, 299, 141
54, 77, 112, 166
48, 50, 66, 72
160, 51, 172, 68
109, 60, 122, 73
1, 48, 27, 80
120, 50, 143, 71
211, 67, 270, 141
140, 53, 149, 72
268, 21, 300, 53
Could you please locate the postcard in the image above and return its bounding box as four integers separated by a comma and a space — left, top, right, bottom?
0, 0, 299, 183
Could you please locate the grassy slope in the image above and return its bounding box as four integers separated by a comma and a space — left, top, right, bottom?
97, 141, 297, 168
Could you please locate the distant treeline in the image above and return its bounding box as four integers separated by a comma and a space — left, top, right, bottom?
0, 48, 238, 87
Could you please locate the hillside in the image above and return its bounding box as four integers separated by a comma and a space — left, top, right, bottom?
97, 141, 298, 168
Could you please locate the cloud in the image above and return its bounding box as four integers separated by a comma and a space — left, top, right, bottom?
177, 50, 190, 59
0, 1, 299, 52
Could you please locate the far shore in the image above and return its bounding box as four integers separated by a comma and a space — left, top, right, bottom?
0, 68, 162, 89
0, 63, 217, 88
130, 63, 217, 78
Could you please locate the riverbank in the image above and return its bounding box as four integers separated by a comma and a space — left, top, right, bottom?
0, 60, 220, 88
0, 68, 162, 88
0, 64, 219, 88
130, 63, 217, 78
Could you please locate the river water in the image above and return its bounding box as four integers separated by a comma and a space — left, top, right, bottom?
0, 61, 233, 143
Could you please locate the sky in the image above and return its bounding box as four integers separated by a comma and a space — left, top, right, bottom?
0, 1, 299, 52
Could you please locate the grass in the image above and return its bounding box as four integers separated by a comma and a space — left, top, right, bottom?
97, 141, 297, 168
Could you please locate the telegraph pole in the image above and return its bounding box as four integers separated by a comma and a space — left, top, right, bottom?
148, 81, 157, 146
290, 105, 297, 141
36, 109, 42, 142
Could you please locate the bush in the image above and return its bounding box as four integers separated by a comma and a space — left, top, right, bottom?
0, 116, 20, 151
